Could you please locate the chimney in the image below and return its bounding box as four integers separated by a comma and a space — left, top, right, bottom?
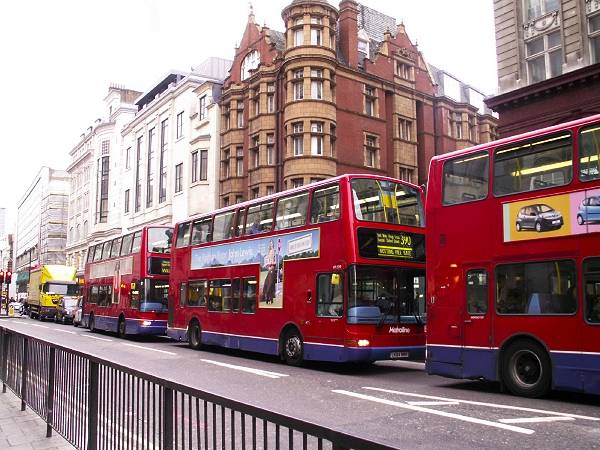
339, 0, 359, 68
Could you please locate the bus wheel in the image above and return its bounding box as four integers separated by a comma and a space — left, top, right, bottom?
188, 321, 202, 350
502, 340, 551, 398
282, 330, 304, 366
117, 317, 127, 339
89, 315, 96, 333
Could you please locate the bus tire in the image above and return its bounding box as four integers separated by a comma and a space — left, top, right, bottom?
282, 329, 304, 366
501, 339, 551, 398
89, 314, 96, 333
188, 321, 202, 350
117, 316, 127, 339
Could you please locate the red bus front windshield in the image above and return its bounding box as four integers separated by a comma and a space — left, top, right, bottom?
134, 279, 169, 313
348, 266, 425, 325
147, 227, 173, 254
351, 178, 424, 227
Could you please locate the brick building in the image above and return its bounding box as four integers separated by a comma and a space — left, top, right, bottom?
486, 0, 600, 137
218, 0, 497, 205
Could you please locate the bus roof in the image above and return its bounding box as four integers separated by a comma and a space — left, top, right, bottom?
431, 113, 600, 164
178, 173, 423, 226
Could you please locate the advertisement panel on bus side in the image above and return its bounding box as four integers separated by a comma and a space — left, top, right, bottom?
190, 229, 320, 310
502, 188, 600, 242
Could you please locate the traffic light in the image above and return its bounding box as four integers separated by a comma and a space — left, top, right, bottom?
5, 271, 12, 284
0, 271, 4, 284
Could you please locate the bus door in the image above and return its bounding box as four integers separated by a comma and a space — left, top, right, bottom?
462, 266, 495, 379
583, 259, 600, 393
302, 272, 346, 361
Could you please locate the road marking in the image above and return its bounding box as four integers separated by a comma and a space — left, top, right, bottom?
407, 401, 460, 406
124, 343, 177, 356
55, 329, 76, 335
82, 334, 112, 342
499, 416, 575, 424
27, 324, 48, 329
362, 387, 600, 421
333, 390, 535, 434
200, 359, 289, 379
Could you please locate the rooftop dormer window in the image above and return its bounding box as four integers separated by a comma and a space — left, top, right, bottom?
241, 50, 260, 81
358, 29, 369, 54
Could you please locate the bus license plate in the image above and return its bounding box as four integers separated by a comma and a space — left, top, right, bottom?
390, 351, 409, 359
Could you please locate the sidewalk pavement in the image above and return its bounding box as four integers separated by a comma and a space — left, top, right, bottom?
0, 389, 75, 449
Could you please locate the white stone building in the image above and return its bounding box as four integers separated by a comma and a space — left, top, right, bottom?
120, 57, 230, 231
15, 167, 69, 294
65, 86, 141, 273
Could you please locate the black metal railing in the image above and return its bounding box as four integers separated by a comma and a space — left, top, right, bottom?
0, 327, 397, 450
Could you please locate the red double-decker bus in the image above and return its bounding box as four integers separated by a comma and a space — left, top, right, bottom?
167, 174, 426, 365
426, 114, 600, 397
83, 226, 172, 337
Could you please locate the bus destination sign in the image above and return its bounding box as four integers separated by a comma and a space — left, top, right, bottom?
357, 228, 425, 262
148, 257, 171, 275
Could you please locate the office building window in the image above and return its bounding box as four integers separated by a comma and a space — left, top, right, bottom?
398, 167, 414, 183
525, 0, 559, 21
146, 127, 155, 207
365, 135, 378, 168
398, 118, 413, 141
199, 95, 207, 120
311, 70, 323, 100
237, 102, 244, 128
526, 31, 562, 83
176, 111, 184, 139
311, 122, 324, 156
293, 69, 304, 100
191, 151, 199, 183
135, 136, 143, 212
124, 189, 130, 213
125, 147, 131, 170
175, 163, 183, 193
292, 122, 304, 156
159, 118, 168, 203
590, 14, 600, 63
222, 149, 230, 178
236, 147, 244, 177
452, 112, 463, 139
200, 150, 208, 181
365, 85, 377, 116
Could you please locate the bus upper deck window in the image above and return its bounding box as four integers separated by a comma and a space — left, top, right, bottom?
579, 124, 600, 181
493, 133, 572, 196
310, 185, 340, 223
442, 152, 489, 205
176, 222, 191, 248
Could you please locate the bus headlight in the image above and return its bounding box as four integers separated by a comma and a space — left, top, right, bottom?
357, 339, 370, 347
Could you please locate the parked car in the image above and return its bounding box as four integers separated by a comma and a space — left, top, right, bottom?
72, 298, 83, 327
55, 296, 80, 324
516, 203, 563, 232
577, 195, 600, 225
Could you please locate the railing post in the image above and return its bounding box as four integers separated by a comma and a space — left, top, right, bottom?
20, 337, 28, 411
46, 347, 56, 438
1, 329, 7, 394
87, 361, 99, 450
163, 387, 174, 450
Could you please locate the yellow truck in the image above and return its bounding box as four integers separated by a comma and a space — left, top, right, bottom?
27, 265, 79, 320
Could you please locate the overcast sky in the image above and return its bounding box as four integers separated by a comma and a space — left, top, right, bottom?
0, 0, 497, 231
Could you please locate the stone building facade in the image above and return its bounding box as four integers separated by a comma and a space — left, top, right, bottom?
486, 0, 600, 136
65, 85, 141, 273
120, 57, 230, 231
14, 167, 69, 293
218, 0, 497, 205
